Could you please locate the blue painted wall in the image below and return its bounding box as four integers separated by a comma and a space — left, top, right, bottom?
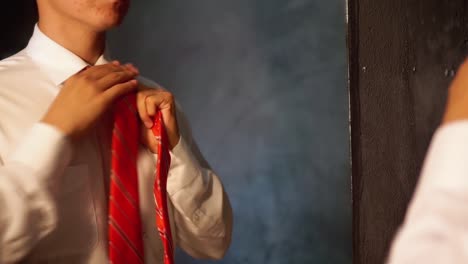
108, 0, 350, 263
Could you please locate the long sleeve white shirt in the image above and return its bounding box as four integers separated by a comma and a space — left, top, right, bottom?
0, 25, 232, 264
387, 121, 468, 263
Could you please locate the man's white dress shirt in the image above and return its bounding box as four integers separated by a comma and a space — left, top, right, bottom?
388, 121, 468, 263
0, 25, 232, 264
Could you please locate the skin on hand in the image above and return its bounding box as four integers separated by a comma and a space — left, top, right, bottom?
121, 64, 181, 151
443, 60, 468, 125
136, 83, 181, 151
41, 61, 139, 139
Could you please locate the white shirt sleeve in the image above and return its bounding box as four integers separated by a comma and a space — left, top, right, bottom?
0, 123, 72, 263
387, 121, 468, 264
165, 106, 233, 260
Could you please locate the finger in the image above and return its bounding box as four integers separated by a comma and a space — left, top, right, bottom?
123, 63, 140, 75
81, 62, 128, 80
145, 92, 175, 127
140, 123, 159, 154
101, 79, 139, 105
97, 70, 137, 89
78, 65, 92, 73
137, 90, 154, 128
145, 94, 158, 117
129, 64, 140, 74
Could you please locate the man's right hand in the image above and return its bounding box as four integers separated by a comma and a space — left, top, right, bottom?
41, 61, 139, 140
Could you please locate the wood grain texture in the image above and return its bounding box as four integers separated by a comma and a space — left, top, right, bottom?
349, 0, 468, 263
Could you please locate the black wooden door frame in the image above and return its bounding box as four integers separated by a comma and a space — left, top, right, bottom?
348, 0, 468, 263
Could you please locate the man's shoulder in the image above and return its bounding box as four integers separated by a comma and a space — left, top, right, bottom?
0, 50, 33, 72
0, 49, 37, 82
137, 75, 165, 90
0, 50, 43, 109
137, 75, 183, 109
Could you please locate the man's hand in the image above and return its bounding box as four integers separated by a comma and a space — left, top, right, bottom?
41, 61, 139, 139
136, 84, 180, 152
443, 60, 468, 124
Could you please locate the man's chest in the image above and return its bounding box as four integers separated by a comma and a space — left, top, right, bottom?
0, 72, 59, 157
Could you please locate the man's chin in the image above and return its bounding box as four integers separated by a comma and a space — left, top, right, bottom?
93, 5, 128, 30
94, 16, 126, 31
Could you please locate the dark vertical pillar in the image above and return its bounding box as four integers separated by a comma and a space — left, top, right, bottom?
0, 2, 37, 58
349, 0, 468, 263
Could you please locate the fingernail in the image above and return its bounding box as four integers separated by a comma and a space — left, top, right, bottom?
112, 60, 120, 65
129, 64, 139, 74
125, 64, 137, 74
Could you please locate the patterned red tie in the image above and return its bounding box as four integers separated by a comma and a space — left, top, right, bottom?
151, 102, 175, 264
108, 93, 174, 264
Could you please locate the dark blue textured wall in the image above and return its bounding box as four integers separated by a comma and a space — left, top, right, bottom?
109, 0, 350, 263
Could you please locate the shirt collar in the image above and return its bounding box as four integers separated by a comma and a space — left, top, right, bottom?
25, 24, 110, 86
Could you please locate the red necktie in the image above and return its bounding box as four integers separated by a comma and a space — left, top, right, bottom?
108, 93, 174, 264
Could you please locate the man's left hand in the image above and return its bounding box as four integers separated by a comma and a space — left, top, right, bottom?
136, 83, 180, 152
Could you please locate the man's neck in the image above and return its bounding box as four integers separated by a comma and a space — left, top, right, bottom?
37, 19, 106, 65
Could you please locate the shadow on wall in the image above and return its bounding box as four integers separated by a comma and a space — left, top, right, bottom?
109, 0, 350, 263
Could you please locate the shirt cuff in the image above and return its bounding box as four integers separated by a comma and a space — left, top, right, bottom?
8, 122, 73, 185
419, 121, 468, 194
166, 135, 203, 196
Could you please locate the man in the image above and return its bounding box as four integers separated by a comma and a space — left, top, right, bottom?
0, 0, 232, 263
387, 60, 468, 263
